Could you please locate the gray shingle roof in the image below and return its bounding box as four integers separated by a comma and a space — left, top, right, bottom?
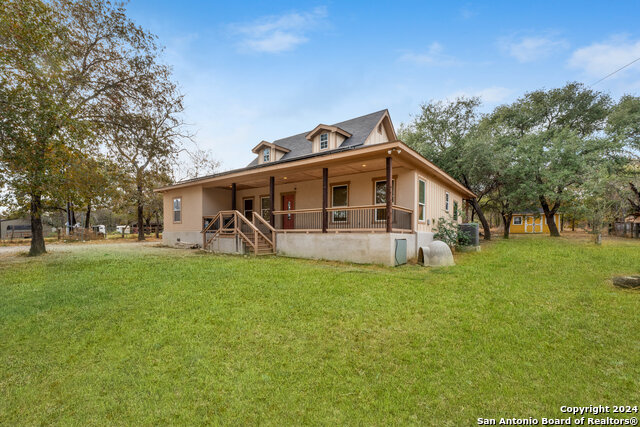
247, 110, 387, 167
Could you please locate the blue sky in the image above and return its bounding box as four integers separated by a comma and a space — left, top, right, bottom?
126, 0, 640, 170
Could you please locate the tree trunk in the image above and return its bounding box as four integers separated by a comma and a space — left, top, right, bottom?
137, 185, 145, 241
469, 198, 491, 240
502, 213, 512, 239
539, 196, 561, 237
29, 194, 46, 256
571, 218, 575, 231
84, 202, 92, 229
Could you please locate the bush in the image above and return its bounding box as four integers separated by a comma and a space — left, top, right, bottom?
433, 216, 470, 249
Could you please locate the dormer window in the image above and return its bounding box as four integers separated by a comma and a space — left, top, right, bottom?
320, 133, 328, 150
263, 148, 270, 162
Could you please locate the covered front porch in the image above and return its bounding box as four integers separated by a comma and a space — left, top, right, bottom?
201, 144, 415, 241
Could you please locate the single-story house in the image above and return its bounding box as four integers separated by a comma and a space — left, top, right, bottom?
510, 210, 562, 234
155, 110, 476, 265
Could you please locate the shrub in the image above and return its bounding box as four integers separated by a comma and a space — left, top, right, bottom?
433, 215, 470, 249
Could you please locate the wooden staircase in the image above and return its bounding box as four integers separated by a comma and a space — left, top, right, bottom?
202, 210, 276, 255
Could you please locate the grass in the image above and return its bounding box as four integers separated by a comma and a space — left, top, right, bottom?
0, 237, 639, 425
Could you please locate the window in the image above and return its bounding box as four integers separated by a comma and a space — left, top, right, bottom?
261, 196, 271, 221
418, 178, 426, 222
445, 192, 450, 212
374, 179, 396, 221
453, 201, 459, 220
513, 216, 522, 225
331, 184, 348, 222
320, 133, 328, 150
377, 123, 383, 134
263, 148, 270, 162
243, 198, 253, 219
173, 197, 181, 223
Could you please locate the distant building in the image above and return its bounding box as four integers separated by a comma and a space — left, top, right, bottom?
510, 210, 561, 234
0, 216, 31, 240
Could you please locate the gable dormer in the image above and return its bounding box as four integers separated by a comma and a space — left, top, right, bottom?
364, 110, 396, 145
305, 125, 352, 153
251, 140, 290, 165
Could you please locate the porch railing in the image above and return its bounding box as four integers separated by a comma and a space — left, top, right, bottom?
202, 210, 276, 254
271, 205, 413, 232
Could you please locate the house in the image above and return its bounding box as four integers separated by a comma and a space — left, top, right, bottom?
155, 110, 476, 265
510, 210, 562, 234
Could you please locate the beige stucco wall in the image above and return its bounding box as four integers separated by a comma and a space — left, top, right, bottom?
163, 185, 204, 233
203, 187, 232, 216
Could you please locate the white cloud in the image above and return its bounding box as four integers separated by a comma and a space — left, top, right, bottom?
230, 7, 327, 53
459, 5, 477, 20
398, 42, 459, 66
500, 35, 569, 63
568, 36, 640, 78
448, 86, 513, 103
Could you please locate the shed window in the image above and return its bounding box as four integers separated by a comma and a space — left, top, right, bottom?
320, 133, 328, 150
445, 192, 450, 212
263, 148, 270, 162
418, 179, 426, 222
261, 196, 271, 221
513, 216, 522, 225
173, 198, 182, 223
331, 184, 348, 222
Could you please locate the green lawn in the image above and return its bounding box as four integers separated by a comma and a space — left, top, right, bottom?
1, 237, 639, 425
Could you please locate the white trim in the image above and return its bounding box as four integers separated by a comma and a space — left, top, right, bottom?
513, 216, 522, 225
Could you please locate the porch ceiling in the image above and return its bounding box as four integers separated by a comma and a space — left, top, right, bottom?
203, 152, 414, 190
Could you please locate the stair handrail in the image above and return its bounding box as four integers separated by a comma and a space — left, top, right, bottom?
252, 212, 276, 250
202, 212, 222, 249
235, 210, 265, 254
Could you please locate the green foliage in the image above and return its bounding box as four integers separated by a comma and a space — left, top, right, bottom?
0, 0, 176, 253
400, 96, 496, 239
485, 82, 622, 236
433, 213, 470, 248
607, 95, 640, 153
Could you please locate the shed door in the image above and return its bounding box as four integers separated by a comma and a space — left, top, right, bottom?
525, 216, 534, 233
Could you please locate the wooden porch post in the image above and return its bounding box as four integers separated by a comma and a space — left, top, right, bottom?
386, 156, 392, 233
322, 168, 328, 233
231, 183, 236, 212
269, 176, 275, 227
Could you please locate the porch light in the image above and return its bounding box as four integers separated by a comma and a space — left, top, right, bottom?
362, 164, 366, 167
283, 177, 287, 180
